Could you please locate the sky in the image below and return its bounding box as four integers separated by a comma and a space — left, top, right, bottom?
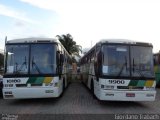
0, 0, 160, 53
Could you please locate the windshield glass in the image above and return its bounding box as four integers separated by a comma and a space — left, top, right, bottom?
30, 44, 56, 74
6, 45, 29, 74
131, 46, 154, 77
102, 45, 130, 77
5, 44, 57, 75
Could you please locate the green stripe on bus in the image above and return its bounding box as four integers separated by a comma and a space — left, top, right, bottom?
129, 80, 138, 86
27, 77, 37, 84
137, 80, 146, 87
34, 77, 45, 84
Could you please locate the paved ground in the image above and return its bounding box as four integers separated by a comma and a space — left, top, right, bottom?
0, 82, 160, 119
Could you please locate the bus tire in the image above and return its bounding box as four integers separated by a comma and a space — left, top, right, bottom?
59, 79, 65, 98
91, 79, 98, 100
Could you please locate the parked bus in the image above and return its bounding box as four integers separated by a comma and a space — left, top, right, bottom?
3, 38, 72, 99
80, 39, 156, 101
154, 52, 160, 86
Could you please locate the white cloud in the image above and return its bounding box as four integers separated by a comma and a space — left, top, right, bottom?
0, 4, 37, 24
0, 3, 51, 49
19, 0, 63, 13
15, 0, 160, 52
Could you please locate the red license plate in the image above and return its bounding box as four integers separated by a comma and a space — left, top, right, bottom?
126, 93, 135, 97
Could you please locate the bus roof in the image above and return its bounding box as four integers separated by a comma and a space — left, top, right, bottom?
6, 37, 72, 58
98, 39, 152, 45
81, 39, 153, 59
6, 37, 58, 44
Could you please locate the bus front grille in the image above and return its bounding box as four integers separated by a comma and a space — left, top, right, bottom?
117, 86, 144, 90
31, 84, 43, 87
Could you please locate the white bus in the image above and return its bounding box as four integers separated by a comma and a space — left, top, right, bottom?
80, 39, 156, 101
3, 38, 72, 99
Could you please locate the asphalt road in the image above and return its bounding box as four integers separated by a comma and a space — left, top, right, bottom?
0, 82, 160, 120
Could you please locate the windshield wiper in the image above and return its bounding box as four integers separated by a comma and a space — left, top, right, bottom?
17, 56, 27, 73
14, 62, 19, 73
13, 57, 27, 74
31, 56, 41, 74
132, 58, 145, 78
116, 56, 127, 77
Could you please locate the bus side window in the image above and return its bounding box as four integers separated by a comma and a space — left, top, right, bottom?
158, 54, 160, 64
153, 56, 156, 65
94, 45, 101, 78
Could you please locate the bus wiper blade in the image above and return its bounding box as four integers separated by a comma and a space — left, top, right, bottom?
17, 56, 27, 73
31, 56, 41, 74
14, 62, 19, 74
132, 58, 145, 78
116, 56, 127, 77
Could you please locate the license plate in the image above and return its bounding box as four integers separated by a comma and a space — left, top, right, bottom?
126, 93, 135, 97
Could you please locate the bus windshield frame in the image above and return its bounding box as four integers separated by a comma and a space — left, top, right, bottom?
102, 45, 130, 77
102, 44, 154, 78
131, 46, 154, 78
5, 43, 57, 76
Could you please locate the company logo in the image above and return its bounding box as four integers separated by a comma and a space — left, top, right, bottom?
7, 79, 21, 83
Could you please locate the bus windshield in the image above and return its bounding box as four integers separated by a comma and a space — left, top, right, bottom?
102, 45, 130, 77
6, 45, 29, 74
30, 44, 56, 74
5, 44, 56, 75
131, 46, 154, 78
102, 45, 154, 78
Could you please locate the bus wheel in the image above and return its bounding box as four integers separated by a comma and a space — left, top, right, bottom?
91, 80, 97, 99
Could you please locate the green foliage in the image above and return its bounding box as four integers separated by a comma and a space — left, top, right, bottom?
56, 34, 82, 57
71, 56, 77, 63
56, 34, 82, 63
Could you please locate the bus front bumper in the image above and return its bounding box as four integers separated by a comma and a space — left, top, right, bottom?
3, 87, 61, 99
98, 89, 156, 101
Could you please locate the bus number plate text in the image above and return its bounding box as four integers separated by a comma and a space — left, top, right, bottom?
108, 80, 125, 84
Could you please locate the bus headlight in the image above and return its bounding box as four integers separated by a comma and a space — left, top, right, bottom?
101, 85, 114, 90
45, 83, 53, 86
146, 87, 155, 90
101, 85, 105, 88
4, 84, 14, 88
45, 83, 49, 86
4, 91, 12, 95
146, 93, 154, 97
54, 82, 59, 87
45, 83, 58, 87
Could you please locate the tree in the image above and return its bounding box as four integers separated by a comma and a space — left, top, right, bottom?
56, 34, 82, 61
